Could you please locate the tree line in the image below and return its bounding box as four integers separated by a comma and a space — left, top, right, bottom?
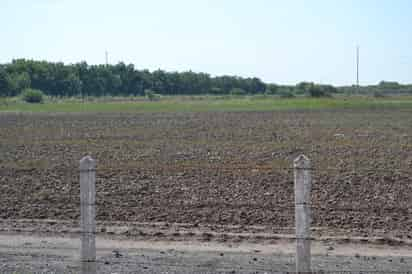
0, 59, 411, 98
0, 59, 268, 97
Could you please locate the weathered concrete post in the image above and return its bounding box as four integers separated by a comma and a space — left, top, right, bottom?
294, 154, 311, 273
80, 156, 96, 274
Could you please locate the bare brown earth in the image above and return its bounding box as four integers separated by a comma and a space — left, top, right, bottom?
0, 109, 412, 239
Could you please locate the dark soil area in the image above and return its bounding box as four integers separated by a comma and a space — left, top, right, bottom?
1, 109, 412, 237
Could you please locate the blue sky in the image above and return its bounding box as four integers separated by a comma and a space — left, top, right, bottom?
1, 0, 411, 85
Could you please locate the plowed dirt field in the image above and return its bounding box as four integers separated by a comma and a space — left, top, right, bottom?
1, 109, 411, 238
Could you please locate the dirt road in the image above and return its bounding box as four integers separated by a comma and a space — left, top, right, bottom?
1, 231, 412, 273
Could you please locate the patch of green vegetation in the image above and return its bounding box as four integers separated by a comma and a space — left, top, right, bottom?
144, 89, 161, 101
1, 96, 412, 113
21, 88, 45, 103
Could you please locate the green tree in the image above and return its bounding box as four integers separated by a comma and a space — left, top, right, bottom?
21, 88, 44, 103
0, 59, 350, 98
0, 67, 11, 96
265, 83, 278, 94
145, 89, 160, 101
8, 72, 31, 96
297, 82, 334, 97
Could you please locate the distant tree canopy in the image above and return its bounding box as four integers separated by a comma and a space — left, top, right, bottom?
0, 67, 11, 96
339, 82, 412, 95
0, 59, 411, 98
0, 59, 267, 97
296, 82, 337, 97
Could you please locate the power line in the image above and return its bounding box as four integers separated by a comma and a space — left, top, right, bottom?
356, 45, 360, 87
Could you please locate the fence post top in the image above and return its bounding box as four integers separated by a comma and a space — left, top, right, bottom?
294, 154, 310, 169
80, 156, 96, 170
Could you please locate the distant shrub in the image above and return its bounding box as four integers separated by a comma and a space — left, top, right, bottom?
21, 88, 44, 103
297, 82, 335, 97
373, 91, 386, 98
0, 97, 7, 106
294, 87, 306, 95
210, 87, 225, 94
265, 84, 278, 95
279, 90, 295, 98
379, 81, 400, 90
230, 88, 247, 96
308, 85, 327, 97
144, 89, 161, 101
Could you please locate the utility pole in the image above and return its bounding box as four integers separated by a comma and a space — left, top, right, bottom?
105, 50, 109, 66
356, 45, 359, 87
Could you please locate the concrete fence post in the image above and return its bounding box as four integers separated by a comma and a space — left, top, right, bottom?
294, 154, 312, 273
80, 156, 96, 274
